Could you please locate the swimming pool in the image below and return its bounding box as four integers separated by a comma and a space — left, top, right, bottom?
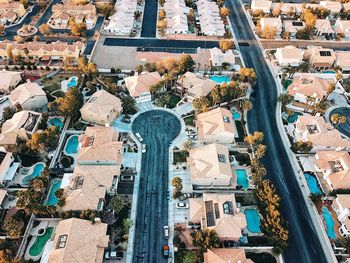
29, 227, 54, 257
287, 112, 302, 123
304, 173, 322, 195
210, 75, 230, 83
64, 135, 79, 155
244, 209, 261, 233
236, 169, 249, 189
67, 77, 78, 89
22, 163, 45, 185
322, 70, 336, 74
48, 117, 64, 131
232, 112, 241, 120
322, 206, 336, 239
45, 179, 62, 206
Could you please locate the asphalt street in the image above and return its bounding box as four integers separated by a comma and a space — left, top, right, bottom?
132, 110, 181, 263
226, 0, 328, 262
329, 107, 350, 138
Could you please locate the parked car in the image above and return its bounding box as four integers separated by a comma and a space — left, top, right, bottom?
163, 225, 169, 239
141, 144, 146, 153
163, 245, 169, 257
176, 202, 189, 209
135, 132, 143, 142
104, 251, 122, 259
120, 175, 134, 182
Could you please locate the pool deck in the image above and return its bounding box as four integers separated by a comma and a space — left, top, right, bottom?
12, 162, 46, 187
241, 206, 264, 237
232, 166, 255, 189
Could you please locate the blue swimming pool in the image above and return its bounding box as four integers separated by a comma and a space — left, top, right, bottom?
22, 163, 45, 185
287, 112, 302, 123
322, 206, 336, 239
322, 70, 336, 74
45, 179, 62, 206
236, 169, 249, 189
245, 209, 261, 233
64, 135, 79, 155
48, 117, 64, 131
210, 75, 230, 83
232, 112, 241, 120
67, 77, 78, 89
304, 173, 322, 195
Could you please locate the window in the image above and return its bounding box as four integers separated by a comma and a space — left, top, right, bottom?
56, 235, 68, 249
214, 203, 220, 219
292, 21, 303, 27
74, 176, 84, 189
218, 154, 226, 163
223, 201, 234, 215
319, 51, 331, 57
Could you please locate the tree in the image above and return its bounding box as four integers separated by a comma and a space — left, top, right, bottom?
184, 251, 198, 263
121, 95, 136, 114
278, 93, 294, 112
70, 21, 87, 36
210, 86, 221, 106
123, 218, 132, 234
98, 3, 114, 17
324, 83, 336, 101
340, 236, 350, 253
0, 25, 5, 35
136, 64, 143, 74
260, 25, 277, 39
309, 193, 322, 205
220, 7, 230, 17
4, 217, 20, 238
221, 62, 230, 79
254, 144, 266, 159
157, 19, 167, 33
182, 140, 193, 152
237, 68, 256, 83
1, 107, 17, 122
172, 176, 183, 191
244, 131, 264, 146
108, 196, 127, 214
14, 35, 25, 44
219, 39, 233, 52
159, 9, 166, 18
281, 31, 291, 40
291, 140, 313, 153
178, 54, 195, 74
302, 8, 317, 27
192, 229, 219, 250
56, 87, 83, 117
241, 98, 253, 113
330, 113, 347, 127
39, 24, 51, 35
150, 80, 164, 95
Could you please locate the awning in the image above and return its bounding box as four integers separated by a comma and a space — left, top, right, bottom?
41, 55, 51, 61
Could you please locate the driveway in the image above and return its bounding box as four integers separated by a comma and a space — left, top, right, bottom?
132, 110, 181, 263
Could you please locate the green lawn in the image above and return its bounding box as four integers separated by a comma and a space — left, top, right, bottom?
183, 115, 195, 126
156, 93, 181, 109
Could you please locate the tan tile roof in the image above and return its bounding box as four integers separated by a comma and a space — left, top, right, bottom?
288, 74, 331, 100
177, 72, 216, 98
335, 52, 350, 69
196, 107, 235, 141
260, 17, 282, 30
0, 70, 21, 91
8, 82, 46, 107
296, 116, 350, 148
52, 3, 96, 13
188, 143, 234, 186
204, 248, 253, 263
276, 45, 303, 60
189, 197, 204, 223
305, 46, 337, 67
0, 189, 7, 204
316, 151, 350, 189
48, 218, 108, 263
124, 72, 161, 97
315, 19, 335, 34
283, 20, 305, 33
335, 194, 350, 210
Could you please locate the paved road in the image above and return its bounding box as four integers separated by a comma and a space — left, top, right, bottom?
329, 107, 350, 138
261, 40, 350, 51
132, 110, 181, 263
141, 0, 158, 37
226, 0, 327, 262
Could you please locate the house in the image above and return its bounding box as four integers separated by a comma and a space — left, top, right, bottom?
294, 116, 350, 151
335, 52, 350, 73
164, 0, 190, 34
0, 2, 26, 25
334, 19, 350, 39
332, 194, 350, 237
0, 70, 22, 93
8, 81, 48, 111
189, 193, 246, 241
275, 45, 303, 67
204, 248, 253, 263
49, 4, 97, 29
315, 151, 350, 191
80, 91, 122, 127
44, 218, 109, 263
209, 47, 237, 69
0, 40, 86, 64
188, 143, 236, 189
104, 0, 137, 35
251, 0, 272, 13
176, 72, 217, 101
278, 3, 303, 16
315, 19, 335, 37
320, 1, 342, 14
0, 110, 42, 147
283, 20, 305, 37
0, 147, 20, 186
304, 46, 336, 70
196, 0, 225, 36
124, 72, 162, 102
260, 17, 282, 36
196, 107, 236, 144
287, 74, 331, 103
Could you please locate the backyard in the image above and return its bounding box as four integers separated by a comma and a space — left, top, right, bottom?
41, 73, 80, 97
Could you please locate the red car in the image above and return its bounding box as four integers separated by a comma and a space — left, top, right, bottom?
163, 245, 169, 257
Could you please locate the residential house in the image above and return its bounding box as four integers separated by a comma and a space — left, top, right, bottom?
315, 151, 350, 191
176, 72, 217, 102
0, 40, 86, 64
188, 143, 236, 189
44, 218, 109, 263
204, 248, 253, 263
0, 110, 42, 147
209, 47, 237, 69
320, 1, 342, 15
315, 19, 335, 37
104, 0, 137, 35
196, 107, 236, 144
164, 0, 189, 34
278, 3, 303, 16
124, 72, 162, 102
196, 0, 225, 36
260, 17, 282, 36
189, 193, 246, 241
0, 147, 19, 186
0, 2, 26, 25
287, 74, 331, 103
80, 90, 122, 127
275, 45, 303, 67
343, 2, 350, 12
294, 116, 350, 151
50, 4, 97, 29
332, 194, 350, 237
335, 52, 350, 73
0, 70, 22, 93
334, 19, 350, 39
283, 20, 305, 38
8, 81, 48, 111
251, 0, 272, 13
304, 46, 336, 70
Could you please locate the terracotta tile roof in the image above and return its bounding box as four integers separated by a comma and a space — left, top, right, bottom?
204, 248, 253, 263
288, 74, 331, 100
124, 72, 162, 97
177, 72, 217, 98
8, 82, 46, 107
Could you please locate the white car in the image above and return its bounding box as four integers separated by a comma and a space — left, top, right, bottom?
135, 132, 143, 142
141, 144, 146, 153
176, 202, 189, 209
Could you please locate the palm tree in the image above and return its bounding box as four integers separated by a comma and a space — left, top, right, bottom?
121, 96, 136, 114
298, 61, 310, 73
241, 98, 253, 121
330, 113, 347, 127
323, 83, 336, 101
305, 95, 316, 112
210, 86, 221, 106
278, 93, 294, 112
221, 62, 230, 80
